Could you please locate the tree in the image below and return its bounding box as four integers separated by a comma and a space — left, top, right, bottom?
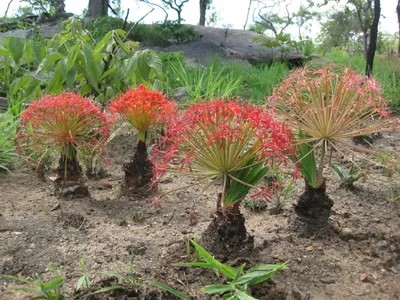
348, 0, 373, 58
86, 0, 108, 18
243, 0, 253, 30
252, 0, 317, 39
162, 0, 190, 24
250, 0, 318, 58
139, 0, 190, 24
139, 0, 169, 23
20, 0, 65, 15
199, 0, 212, 26
318, 9, 363, 53
365, 0, 380, 76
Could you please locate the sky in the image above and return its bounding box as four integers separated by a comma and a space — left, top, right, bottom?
0, 0, 397, 39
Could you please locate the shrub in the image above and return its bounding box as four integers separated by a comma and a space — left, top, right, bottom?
129, 22, 199, 46
84, 16, 128, 41
108, 85, 176, 189
16, 93, 109, 185
152, 100, 293, 253
269, 64, 395, 227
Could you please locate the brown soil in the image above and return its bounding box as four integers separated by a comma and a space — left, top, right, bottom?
1, 125, 400, 300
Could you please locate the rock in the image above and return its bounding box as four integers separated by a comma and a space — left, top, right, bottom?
341, 228, 353, 238
144, 25, 305, 66
173, 87, 189, 103
95, 180, 113, 190
50, 203, 61, 212
39, 23, 63, 39
0, 29, 34, 39
320, 277, 336, 284
360, 273, 375, 283
306, 245, 313, 252
191, 25, 305, 65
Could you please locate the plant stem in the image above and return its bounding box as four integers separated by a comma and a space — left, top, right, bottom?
316, 141, 326, 188
138, 131, 147, 143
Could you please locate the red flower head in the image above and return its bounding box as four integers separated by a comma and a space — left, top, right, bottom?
18, 93, 109, 159
152, 100, 293, 181
108, 85, 176, 140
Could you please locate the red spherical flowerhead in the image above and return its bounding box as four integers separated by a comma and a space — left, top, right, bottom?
108, 84, 176, 133
152, 99, 293, 182
18, 93, 109, 157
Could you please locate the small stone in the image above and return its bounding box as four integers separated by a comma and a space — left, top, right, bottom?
306, 246, 313, 252
341, 228, 353, 238
96, 180, 113, 190
343, 212, 351, 218
360, 273, 374, 283
320, 277, 336, 284
332, 221, 342, 234
119, 219, 128, 227
50, 203, 61, 212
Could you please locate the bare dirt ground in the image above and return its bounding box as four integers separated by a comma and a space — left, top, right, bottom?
1, 124, 400, 300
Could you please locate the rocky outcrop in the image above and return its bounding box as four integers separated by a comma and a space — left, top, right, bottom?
147, 25, 305, 66
0, 29, 34, 39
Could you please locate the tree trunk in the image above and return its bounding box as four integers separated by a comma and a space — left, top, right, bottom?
55, 148, 89, 197
177, 10, 182, 24
362, 31, 368, 59
243, 0, 252, 30
123, 140, 153, 193
199, 0, 207, 26
200, 194, 254, 259
365, 0, 380, 77
290, 180, 333, 235
397, 0, 400, 56
86, 0, 108, 18
54, 0, 65, 15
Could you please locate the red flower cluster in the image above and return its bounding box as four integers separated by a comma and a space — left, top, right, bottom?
18, 93, 109, 157
108, 85, 176, 134
152, 100, 293, 182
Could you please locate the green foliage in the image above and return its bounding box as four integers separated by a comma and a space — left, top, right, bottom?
1, 18, 163, 107
164, 59, 242, 103
317, 9, 363, 55
268, 169, 296, 214
0, 36, 44, 112
172, 239, 287, 299
225, 159, 270, 206
159, 51, 185, 66
151, 282, 190, 299
129, 22, 199, 47
84, 16, 128, 41
331, 163, 365, 187
76, 257, 91, 292
244, 198, 268, 211
292, 130, 317, 188
244, 62, 289, 104
321, 50, 400, 112
95, 248, 143, 294
0, 111, 18, 172
2, 265, 68, 300
21, 0, 57, 15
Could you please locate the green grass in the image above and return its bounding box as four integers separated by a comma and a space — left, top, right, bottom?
160, 54, 290, 105
244, 62, 290, 104
162, 58, 243, 103
318, 50, 400, 112
0, 110, 18, 173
